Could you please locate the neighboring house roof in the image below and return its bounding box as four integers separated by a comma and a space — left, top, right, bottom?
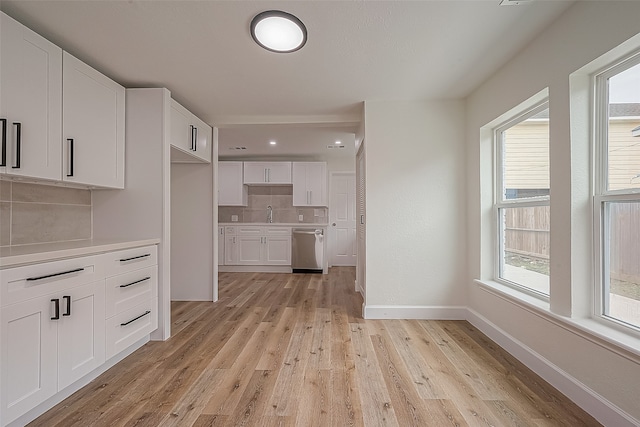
529, 103, 640, 120
610, 103, 640, 117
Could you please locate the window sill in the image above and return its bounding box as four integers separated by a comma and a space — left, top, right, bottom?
474, 279, 640, 364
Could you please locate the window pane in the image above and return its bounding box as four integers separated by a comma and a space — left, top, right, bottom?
499, 206, 550, 295
607, 62, 640, 192
502, 108, 550, 200
604, 201, 640, 328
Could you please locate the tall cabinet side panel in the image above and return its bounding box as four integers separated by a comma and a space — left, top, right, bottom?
92, 88, 171, 340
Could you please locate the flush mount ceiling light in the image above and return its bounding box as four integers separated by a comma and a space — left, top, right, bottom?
269, 140, 277, 145
251, 10, 307, 53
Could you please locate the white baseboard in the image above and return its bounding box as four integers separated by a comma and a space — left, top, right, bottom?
363, 304, 467, 320
466, 308, 639, 427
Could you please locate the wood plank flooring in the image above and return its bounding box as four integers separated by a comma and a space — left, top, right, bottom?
29, 267, 601, 426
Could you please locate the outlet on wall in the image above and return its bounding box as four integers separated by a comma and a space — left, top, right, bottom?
298, 214, 304, 221
231, 215, 238, 222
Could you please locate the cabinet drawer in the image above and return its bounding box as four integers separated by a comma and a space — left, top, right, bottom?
265, 227, 291, 236
237, 226, 262, 236
105, 266, 157, 318
106, 298, 157, 360
225, 226, 236, 235
1, 256, 99, 307
101, 245, 157, 276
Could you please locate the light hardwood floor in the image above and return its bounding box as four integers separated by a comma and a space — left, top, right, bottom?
30, 267, 601, 426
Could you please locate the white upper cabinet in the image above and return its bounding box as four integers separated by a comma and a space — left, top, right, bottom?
243, 162, 292, 184
62, 52, 125, 188
0, 12, 62, 181
293, 162, 327, 206
218, 161, 248, 206
170, 99, 212, 163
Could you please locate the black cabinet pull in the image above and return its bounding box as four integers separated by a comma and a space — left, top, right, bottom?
26, 267, 84, 281
0, 118, 6, 167
67, 138, 74, 177
119, 254, 150, 262
119, 277, 151, 288
51, 298, 60, 320
12, 122, 21, 169
63, 295, 71, 316
120, 310, 151, 326
190, 125, 196, 151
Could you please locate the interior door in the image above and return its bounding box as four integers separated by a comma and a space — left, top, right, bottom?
329, 172, 357, 266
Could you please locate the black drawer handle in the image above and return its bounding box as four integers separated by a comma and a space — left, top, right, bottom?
67, 138, 74, 177
63, 295, 71, 316
51, 298, 60, 320
120, 310, 151, 326
12, 122, 21, 169
0, 118, 6, 167
27, 267, 84, 281
119, 254, 151, 262
119, 277, 151, 288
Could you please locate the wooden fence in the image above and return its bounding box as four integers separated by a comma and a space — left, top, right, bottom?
504, 204, 640, 283
609, 202, 640, 282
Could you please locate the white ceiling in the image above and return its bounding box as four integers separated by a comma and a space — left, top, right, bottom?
1, 0, 574, 159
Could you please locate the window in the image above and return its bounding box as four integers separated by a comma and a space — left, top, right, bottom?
495, 101, 550, 296
594, 53, 640, 330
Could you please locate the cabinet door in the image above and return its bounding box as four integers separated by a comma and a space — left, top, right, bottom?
243, 162, 268, 184
170, 100, 211, 163
237, 235, 263, 265
58, 281, 105, 390
170, 100, 191, 154
266, 162, 292, 184
293, 162, 327, 206
224, 235, 238, 265
307, 162, 327, 206
265, 236, 291, 265
219, 162, 247, 206
1, 295, 57, 425
192, 116, 212, 163
63, 52, 125, 188
0, 12, 62, 180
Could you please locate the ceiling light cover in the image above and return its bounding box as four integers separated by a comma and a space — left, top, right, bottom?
251, 10, 307, 53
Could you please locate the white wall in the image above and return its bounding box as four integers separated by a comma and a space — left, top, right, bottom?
363, 100, 467, 316
466, 1, 640, 423
170, 161, 214, 301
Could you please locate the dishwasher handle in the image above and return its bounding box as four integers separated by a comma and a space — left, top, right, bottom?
292, 230, 323, 235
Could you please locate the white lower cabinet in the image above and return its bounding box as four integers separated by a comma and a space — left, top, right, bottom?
1, 274, 104, 425
0, 243, 158, 426
227, 226, 291, 266
103, 245, 158, 360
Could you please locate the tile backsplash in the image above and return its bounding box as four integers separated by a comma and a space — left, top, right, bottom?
0, 180, 91, 246
219, 186, 327, 224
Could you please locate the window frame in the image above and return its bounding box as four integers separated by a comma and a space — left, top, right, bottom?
493, 99, 551, 298
593, 50, 640, 332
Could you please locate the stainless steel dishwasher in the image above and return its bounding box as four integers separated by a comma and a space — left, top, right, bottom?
292, 228, 324, 273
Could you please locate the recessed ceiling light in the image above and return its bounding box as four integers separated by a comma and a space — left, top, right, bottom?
335, 140, 342, 145
251, 10, 307, 53
269, 140, 277, 145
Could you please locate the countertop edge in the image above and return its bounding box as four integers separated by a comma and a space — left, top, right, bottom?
1, 238, 161, 269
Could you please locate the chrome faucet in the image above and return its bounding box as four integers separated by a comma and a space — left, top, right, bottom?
267, 205, 273, 223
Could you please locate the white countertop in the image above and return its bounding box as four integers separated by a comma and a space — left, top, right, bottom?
219, 222, 328, 227
0, 238, 161, 268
